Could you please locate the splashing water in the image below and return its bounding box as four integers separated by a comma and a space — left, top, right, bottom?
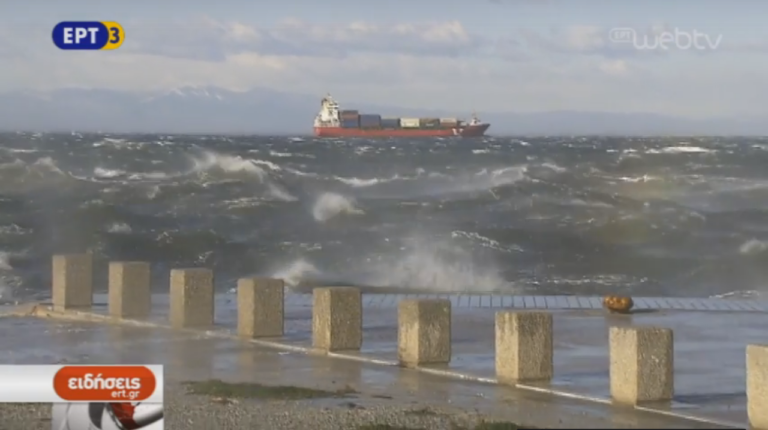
271, 259, 321, 287
0, 133, 767, 300
106, 222, 132, 234
312, 192, 364, 222
268, 183, 297, 202
740, 239, 768, 255
268, 236, 510, 293
0, 252, 15, 303
190, 151, 268, 179
361, 238, 509, 292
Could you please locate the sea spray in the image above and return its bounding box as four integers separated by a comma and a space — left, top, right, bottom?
271, 259, 321, 287
189, 151, 268, 178
740, 239, 768, 255
269, 236, 510, 293
359, 238, 509, 292
312, 192, 364, 222
189, 150, 297, 201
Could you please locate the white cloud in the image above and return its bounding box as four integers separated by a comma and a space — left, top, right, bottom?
1, 17, 768, 117
116, 17, 487, 62
563, 26, 607, 51
599, 59, 630, 76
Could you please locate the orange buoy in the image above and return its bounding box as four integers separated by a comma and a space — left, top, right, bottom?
603, 295, 634, 314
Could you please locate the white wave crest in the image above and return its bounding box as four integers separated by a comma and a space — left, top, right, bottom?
271, 259, 321, 287
333, 175, 404, 187
451, 230, 522, 253
0, 252, 12, 271
270, 237, 510, 293
647, 146, 715, 154
268, 183, 298, 202
740, 239, 768, 255
252, 159, 282, 171
312, 193, 364, 222
269, 151, 293, 158
190, 151, 268, 179
190, 151, 297, 201
94, 167, 125, 179
106, 222, 132, 234
361, 239, 509, 292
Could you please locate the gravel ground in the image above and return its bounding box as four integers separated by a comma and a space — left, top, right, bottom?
0, 382, 522, 430
0, 372, 739, 430
0, 376, 739, 430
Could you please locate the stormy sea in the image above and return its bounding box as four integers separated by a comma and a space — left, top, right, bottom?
0, 132, 767, 303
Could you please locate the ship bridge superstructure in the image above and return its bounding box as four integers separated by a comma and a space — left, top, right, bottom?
314, 94, 340, 127
468, 112, 483, 126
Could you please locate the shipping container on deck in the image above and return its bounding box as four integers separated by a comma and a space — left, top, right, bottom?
380, 117, 401, 129
341, 118, 360, 128
359, 114, 381, 128
400, 118, 419, 128
419, 118, 440, 128
440, 117, 458, 127
340, 110, 359, 121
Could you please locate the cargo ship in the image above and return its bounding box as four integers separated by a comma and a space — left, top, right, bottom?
313, 94, 490, 138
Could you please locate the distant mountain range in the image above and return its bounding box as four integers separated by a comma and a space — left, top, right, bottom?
0, 86, 765, 135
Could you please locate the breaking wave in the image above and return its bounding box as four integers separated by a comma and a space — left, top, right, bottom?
0, 133, 766, 300
312, 193, 364, 222
271, 236, 509, 293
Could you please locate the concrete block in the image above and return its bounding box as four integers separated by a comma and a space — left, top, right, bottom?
237, 277, 284, 338
312, 287, 362, 352
169, 268, 214, 329
609, 326, 673, 404
108, 261, 151, 319
398, 299, 451, 367
51, 254, 93, 311
495, 311, 553, 383
747, 344, 768, 429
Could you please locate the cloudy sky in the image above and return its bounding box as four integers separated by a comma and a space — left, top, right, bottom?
1, 0, 766, 118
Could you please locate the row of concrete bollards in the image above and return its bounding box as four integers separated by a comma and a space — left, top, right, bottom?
50, 254, 768, 428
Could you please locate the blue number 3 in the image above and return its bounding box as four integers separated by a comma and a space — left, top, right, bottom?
109, 27, 120, 44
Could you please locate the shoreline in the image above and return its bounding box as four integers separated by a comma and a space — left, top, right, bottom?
0, 299, 751, 429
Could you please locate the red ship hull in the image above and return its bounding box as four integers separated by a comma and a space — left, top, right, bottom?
314, 123, 490, 138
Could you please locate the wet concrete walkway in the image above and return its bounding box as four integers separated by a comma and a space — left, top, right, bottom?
2, 292, 763, 428
0, 314, 738, 429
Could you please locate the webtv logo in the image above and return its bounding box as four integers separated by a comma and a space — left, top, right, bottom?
52, 21, 125, 50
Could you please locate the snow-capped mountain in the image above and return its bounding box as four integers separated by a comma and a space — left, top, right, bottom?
0, 86, 766, 135
141, 86, 232, 103
0, 86, 320, 134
